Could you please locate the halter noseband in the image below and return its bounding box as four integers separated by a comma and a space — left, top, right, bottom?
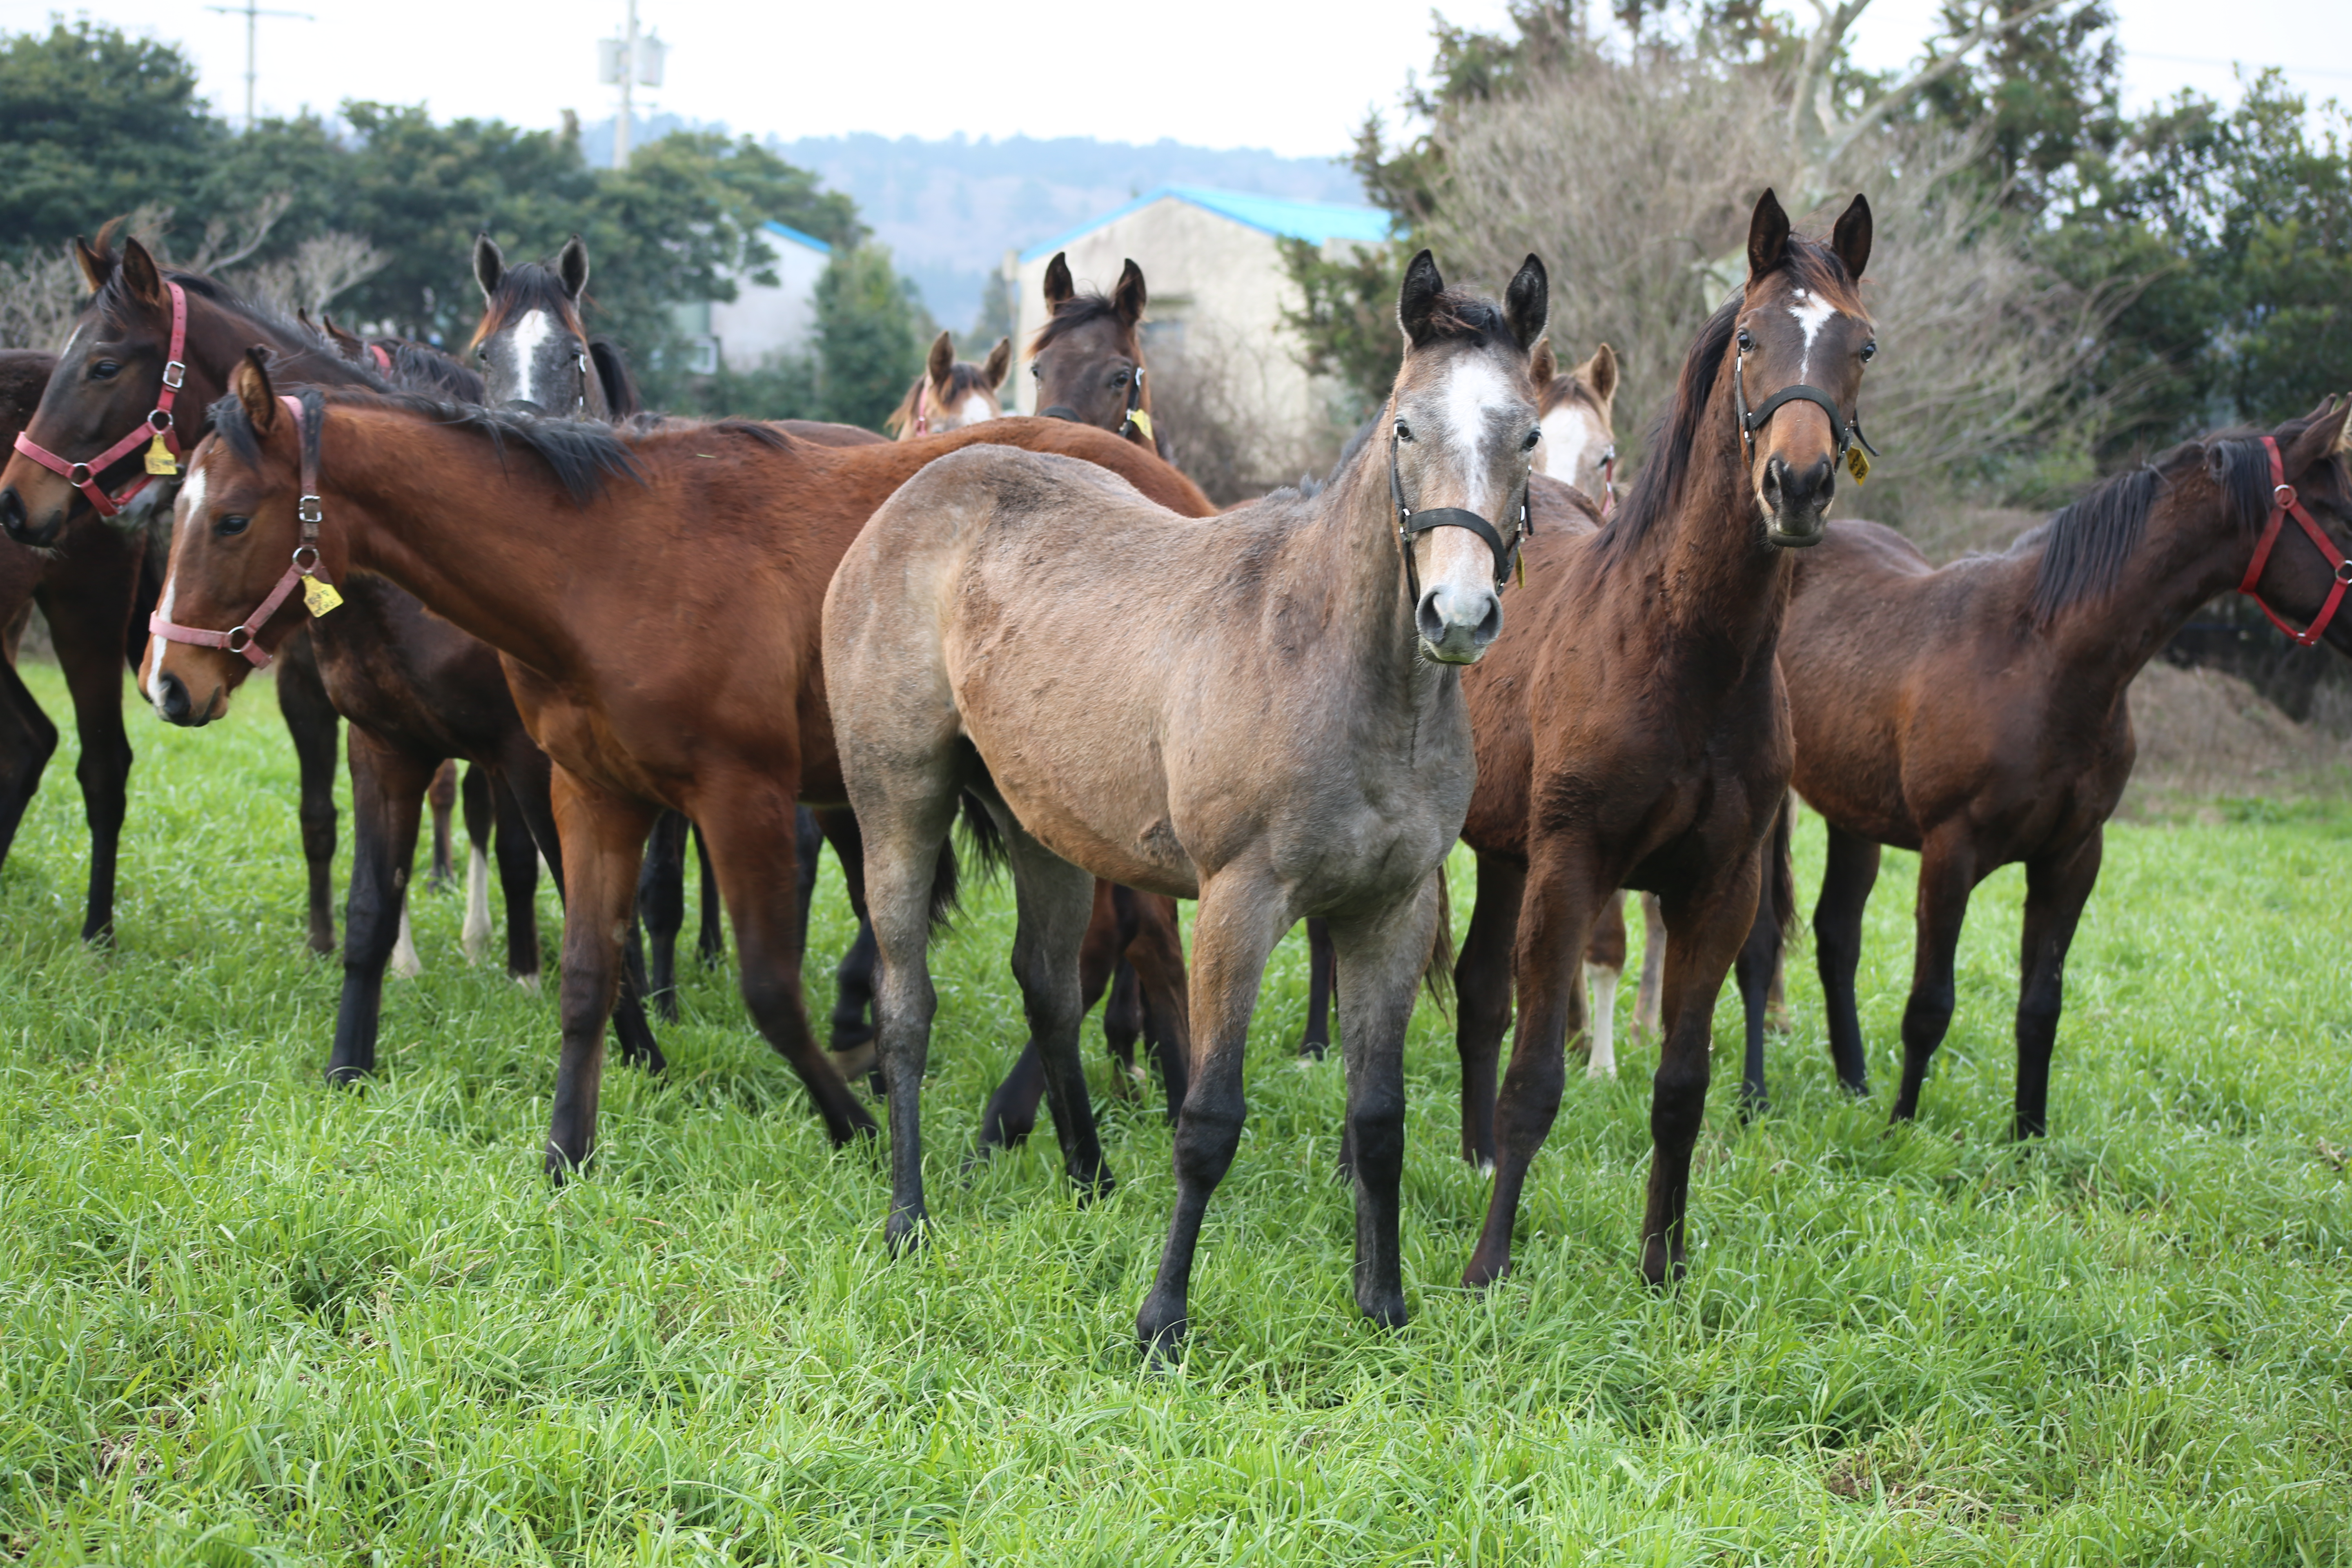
1389, 427, 1530, 604
1732, 338, 1878, 471
12, 279, 191, 519
2240, 434, 2352, 648
1036, 362, 1152, 444
148, 395, 334, 670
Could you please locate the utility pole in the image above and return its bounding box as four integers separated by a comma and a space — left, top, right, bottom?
205, 0, 314, 131
596, 0, 666, 170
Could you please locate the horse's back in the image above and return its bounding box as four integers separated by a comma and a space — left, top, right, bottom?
0, 350, 54, 431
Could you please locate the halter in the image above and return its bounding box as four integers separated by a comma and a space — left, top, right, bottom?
909, 376, 931, 437
1599, 443, 1618, 521
1389, 428, 1529, 604
1732, 339, 1878, 470
1037, 363, 1152, 444
147, 395, 332, 670
367, 343, 393, 375
2239, 435, 2352, 648
11, 280, 190, 519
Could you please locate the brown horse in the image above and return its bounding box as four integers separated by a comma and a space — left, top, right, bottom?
887, 330, 1011, 439
1029, 252, 1167, 458
0, 234, 343, 952
829, 250, 1547, 1351
1453, 192, 1876, 1290
1742, 400, 2352, 1132
146, 361, 1214, 1177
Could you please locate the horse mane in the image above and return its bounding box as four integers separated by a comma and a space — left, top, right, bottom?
207, 381, 643, 505
1594, 237, 1857, 565
1029, 291, 1136, 357
378, 339, 485, 403
2022, 434, 2277, 625
884, 359, 996, 436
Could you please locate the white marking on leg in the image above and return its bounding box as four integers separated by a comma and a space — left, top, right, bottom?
462, 842, 491, 963
1787, 289, 1838, 379
391, 905, 422, 978
508, 309, 555, 408
1585, 962, 1619, 1079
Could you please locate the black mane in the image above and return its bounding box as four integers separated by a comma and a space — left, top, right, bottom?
1029, 292, 1135, 355
2023, 435, 2274, 624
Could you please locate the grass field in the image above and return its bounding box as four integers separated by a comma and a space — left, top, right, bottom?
2, 661, 2350, 1566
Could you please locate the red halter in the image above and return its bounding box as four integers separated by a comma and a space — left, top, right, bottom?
368, 343, 393, 374
2240, 435, 2352, 648
909, 377, 930, 437
147, 396, 329, 670
11, 280, 190, 520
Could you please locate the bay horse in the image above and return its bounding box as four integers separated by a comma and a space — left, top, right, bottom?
887, 330, 1010, 438
1030, 252, 1167, 459
827, 250, 1548, 1351
147, 361, 1214, 1179
0, 232, 342, 953
1741, 399, 2352, 1132
1454, 192, 1875, 1290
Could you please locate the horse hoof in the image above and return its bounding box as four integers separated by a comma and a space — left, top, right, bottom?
515, 973, 542, 994
1359, 1294, 1409, 1330
1136, 1301, 1189, 1362
1068, 1162, 1117, 1204
1297, 1036, 1328, 1061
830, 1102, 881, 1146
1640, 1239, 1686, 1290
1461, 1250, 1510, 1290
884, 1210, 928, 1256
1586, 1060, 1617, 1081
323, 1063, 369, 1090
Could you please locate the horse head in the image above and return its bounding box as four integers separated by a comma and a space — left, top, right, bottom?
1530, 337, 1619, 508
1029, 252, 1155, 445
1730, 189, 1875, 548
2236, 396, 2352, 655
889, 330, 1011, 439
470, 234, 612, 417
1387, 248, 1548, 665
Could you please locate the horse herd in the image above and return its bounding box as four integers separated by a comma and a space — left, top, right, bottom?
1, 189, 2348, 1354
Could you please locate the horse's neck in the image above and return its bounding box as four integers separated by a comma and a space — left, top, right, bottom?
2039, 495, 2255, 697
1312, 453, 1451, 708
1628, 416, 1792, 670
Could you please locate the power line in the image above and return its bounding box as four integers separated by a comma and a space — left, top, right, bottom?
204, 0, 315, 131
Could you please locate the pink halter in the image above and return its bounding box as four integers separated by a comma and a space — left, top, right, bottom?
12, 280, 190, 519
147, 396, 330, 670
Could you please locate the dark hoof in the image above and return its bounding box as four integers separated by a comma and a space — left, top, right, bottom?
80, 919, 116, 948
829, 1102, 881, 1146
1359, 1293, 1409, 1330
323, 1062, 370, 1090
544, 1147, 588, 1185
1461, 1249, 1510, 1290
1296, 1035, 1328, 1061
1640, 1238, 1686, 1290
1136, 1299, 1188, 1362
1739, 1088, 1769, 1122
1068, 1161, 1117, 1205
308, 929, 336, 957
652, 992, 680, 1025
2011, 1116, 2048, 1140
1840, 1076, 1872, 1099
698, 944, 726, 972
884, 1208, 927, 1256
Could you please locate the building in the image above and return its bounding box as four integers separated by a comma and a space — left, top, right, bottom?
1011, 185, 1392, 479
671, 220, 833, 374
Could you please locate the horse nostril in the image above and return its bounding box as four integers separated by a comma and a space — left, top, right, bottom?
0, 488, 23, 539
1474, 591, 1503, 646
1417, 589, 1448, 645
157, 671, 192, 724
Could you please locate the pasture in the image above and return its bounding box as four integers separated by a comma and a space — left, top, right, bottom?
3, 661, 2350, 1565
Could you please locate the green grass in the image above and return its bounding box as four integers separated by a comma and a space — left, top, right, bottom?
2, 661, 2350, 1566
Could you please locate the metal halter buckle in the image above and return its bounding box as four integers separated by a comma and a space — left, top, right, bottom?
297, 495, 323, 526
160, 361, 186, 391
291, 544, 321, 574
225, 626, 254, 655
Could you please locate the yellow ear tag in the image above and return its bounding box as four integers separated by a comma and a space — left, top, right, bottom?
303, 576, 343, 616
1127, 408, 1154, 443
1846, 446, 1870, 483
143, 432, 178, 476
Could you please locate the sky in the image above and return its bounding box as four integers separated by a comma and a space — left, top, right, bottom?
2, 0, 2341, 163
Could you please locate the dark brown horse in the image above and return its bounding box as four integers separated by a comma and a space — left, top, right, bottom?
1454, 192, 1876, 1289
887, 330, 1011, 438
1742, 400, 2352, 1132
0, 235, 342, 951
1030, 252, 1167, 458
147, 365, 1214, 1178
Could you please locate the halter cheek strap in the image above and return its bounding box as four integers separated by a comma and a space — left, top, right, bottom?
1390, 432, 1530, 604
910, 377, 930, 437
11, 280, 190, 519
2241, 435, 2352, 648
147, 395, 330, 670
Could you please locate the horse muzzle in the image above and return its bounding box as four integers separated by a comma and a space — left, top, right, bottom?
1417, 580, 1503, 665
0, 485, 66, 550
1760, 454, 1833, 549
151, 669, 219, 728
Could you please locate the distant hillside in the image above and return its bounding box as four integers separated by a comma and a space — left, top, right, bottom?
582, 118, 1365, 329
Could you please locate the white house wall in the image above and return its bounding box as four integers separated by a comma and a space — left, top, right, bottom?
709, 238, 830, 370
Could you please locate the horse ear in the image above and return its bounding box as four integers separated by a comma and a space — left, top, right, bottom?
474, 234, 504, 301
981, 336, 1012, 389
1579, 342, 1619, 405
557, 234, 590, 300
119, 236, 167, 310
1529, 339, 1557, 389
1397, 249, 1445, 347
1503, 254, 1548, 352
73, 235, 114, 295
1113, 259, 1148, 327
1831, 194, 1873, 282
1043, 252, 1074, 307
2281, 396, 2352, 479
1746, 189, 1791, 279
928, 329, 955, 388
232, 347, 278, 436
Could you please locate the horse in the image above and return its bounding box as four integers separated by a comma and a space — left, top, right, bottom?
145, 358, 1216, 1180
1030, 252, 1168, 459
1452, 192, 1876, 1290
887, 330, 1010, 439
1739, 399, 2352, 1133
827, 249, 1548, 1352
0, 230, 343, 953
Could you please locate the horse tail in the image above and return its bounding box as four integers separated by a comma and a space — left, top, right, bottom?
1768, 791, 1796, 938
1421, 860, 1456, 1011
927, 835, 961, 935
588, 339, 642, 417
955, 788, 1010, 881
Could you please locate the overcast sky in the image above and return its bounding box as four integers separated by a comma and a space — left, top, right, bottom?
2, 0, 2340, 162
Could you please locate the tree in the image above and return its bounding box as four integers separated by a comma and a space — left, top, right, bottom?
1275, 236, 1406, 419
814, 243, 930, 430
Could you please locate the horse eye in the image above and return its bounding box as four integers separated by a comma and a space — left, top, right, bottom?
1736, 330, 1753, 352
1860, 340, 1878, 363
215, 514, 250, 537
1521, 428, 1541, 452
1394, 420, 1413, 441
91, 360, 120, 379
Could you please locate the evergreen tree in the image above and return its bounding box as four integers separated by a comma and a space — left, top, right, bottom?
815, 243, 929, 430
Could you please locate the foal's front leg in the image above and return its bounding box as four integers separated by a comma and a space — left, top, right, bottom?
544, 768, 657, 1176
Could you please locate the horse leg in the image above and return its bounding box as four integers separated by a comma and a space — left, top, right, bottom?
1465, 841, 1599, 1287
1733, 861, 1782, 1116
2014, 829, 2102, 1139
274, 630, 341, 955
816, 807, 880, 1059
1583, 890, 1629, 1078
0, 656, 58, 873
541, 768, 657, 1176
1889, 830, 1978, 1124
1451, 853, 1524, 1170
1812, 824, 1880, 1095
460, 763, 495, 964
1633, 891, 1666, 1043
976, 877, 1126, 1155
1137, 875, 1286, 1356
39, 561, 137, 944
1297, 917, 1336, 1059
488, 766, 542, 985
694, 822, 725, 969
1638, 858, 1763, 1288
989, 806, 1111, 1199
1125, 891, 1192, 1123
326, 729, 433, 1084
1102, 959, 1145, 1094
425, 759, 458, 892
637, 809, 689, 1020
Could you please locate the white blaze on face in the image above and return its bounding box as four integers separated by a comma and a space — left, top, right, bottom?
1437, 356, 1512, 521
507, 309, 556, 408
956, 392, 1000, 428
1787, 287, 1838, 380
1537, 401, 1606, 493
145, 463, 205, 708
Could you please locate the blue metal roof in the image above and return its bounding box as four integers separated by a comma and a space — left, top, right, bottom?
1019, 184, 1392, 263
762, 220, 832, 255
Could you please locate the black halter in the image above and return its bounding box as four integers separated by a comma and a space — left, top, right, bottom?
1389, 429, 1529, 603
1732, 344, 1880, 464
